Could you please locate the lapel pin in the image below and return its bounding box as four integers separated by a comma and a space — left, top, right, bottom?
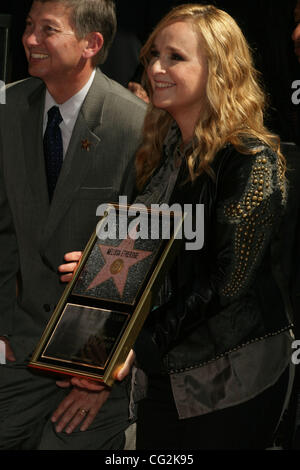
81, 139, 91, 151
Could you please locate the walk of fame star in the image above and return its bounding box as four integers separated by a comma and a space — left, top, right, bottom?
87, 235, 152, 298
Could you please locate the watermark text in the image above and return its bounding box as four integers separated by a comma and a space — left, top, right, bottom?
292, 79, 300, 105
0, 80, 5, 104
96, 196, 204, 251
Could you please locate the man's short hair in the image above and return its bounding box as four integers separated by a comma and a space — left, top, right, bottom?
33, 0, 117, 64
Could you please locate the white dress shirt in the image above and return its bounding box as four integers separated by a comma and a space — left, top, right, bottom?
43, 69, 96, 158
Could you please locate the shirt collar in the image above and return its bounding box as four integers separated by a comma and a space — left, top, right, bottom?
44, 68, 96, 130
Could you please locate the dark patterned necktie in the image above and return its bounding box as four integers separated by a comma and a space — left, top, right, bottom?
43, 105, 63, 201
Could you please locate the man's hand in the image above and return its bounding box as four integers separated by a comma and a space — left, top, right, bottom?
52, 382, 111, 434
0, 336, 16, 362
58, 251, 82, 283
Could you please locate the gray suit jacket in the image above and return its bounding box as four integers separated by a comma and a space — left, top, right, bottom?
0, 69, 147, 360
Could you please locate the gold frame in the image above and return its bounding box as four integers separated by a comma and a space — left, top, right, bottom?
29, 204, 184, 386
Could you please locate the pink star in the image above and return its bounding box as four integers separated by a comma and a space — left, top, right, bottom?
87, 229, 152, 298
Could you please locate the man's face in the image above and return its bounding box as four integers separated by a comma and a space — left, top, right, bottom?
292, 0, 300, 62
22, 1, 88, 85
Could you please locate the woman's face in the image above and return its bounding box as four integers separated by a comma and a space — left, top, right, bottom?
147, 20, 208, 133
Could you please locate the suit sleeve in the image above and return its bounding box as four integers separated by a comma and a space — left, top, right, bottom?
0, 127, 19, 336
133, 147, 286, 374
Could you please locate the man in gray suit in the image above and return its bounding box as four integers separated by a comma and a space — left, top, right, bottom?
0, 0, 146, 450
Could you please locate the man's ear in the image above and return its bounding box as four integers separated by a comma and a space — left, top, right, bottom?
82, 32, 104, 60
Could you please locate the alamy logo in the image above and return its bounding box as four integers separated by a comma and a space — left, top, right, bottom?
292, 80, 300, 105
291, 340, 300, 364
0, 81, 5, 104
96, 196, 205, 251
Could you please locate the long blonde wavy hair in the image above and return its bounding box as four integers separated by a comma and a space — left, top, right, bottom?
136, 3, 285, 190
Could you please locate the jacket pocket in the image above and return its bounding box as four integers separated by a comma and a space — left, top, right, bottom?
75, 187, 117, 201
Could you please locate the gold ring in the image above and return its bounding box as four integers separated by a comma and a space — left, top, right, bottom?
79, 408, 88, 415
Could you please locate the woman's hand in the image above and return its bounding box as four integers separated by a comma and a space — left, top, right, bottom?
58, 251, 82, 282
115, 349, 136, 381
69, 350, 136, 392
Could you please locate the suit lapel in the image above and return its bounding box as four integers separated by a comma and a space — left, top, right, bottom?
40, 69, 108, 250
21, 82, 50, 226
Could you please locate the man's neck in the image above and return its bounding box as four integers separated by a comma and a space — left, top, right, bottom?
44, 65, 95, 104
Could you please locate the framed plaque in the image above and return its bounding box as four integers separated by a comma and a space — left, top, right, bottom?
29, 204, 184, 386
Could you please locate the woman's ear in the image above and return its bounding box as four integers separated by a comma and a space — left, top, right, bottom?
82, 32, 104, 60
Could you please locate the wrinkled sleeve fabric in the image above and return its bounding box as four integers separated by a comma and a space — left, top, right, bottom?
133, 146, 286, 374
0, 119, 19, 336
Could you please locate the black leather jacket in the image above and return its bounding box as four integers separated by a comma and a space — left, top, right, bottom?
134, 142, 293, 375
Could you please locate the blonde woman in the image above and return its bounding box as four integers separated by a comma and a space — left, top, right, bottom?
61, 4, 294, 449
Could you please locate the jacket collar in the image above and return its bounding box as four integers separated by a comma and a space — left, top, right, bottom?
23, 69, 109, 253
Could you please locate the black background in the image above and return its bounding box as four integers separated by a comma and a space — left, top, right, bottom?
0, 0, 299, 143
